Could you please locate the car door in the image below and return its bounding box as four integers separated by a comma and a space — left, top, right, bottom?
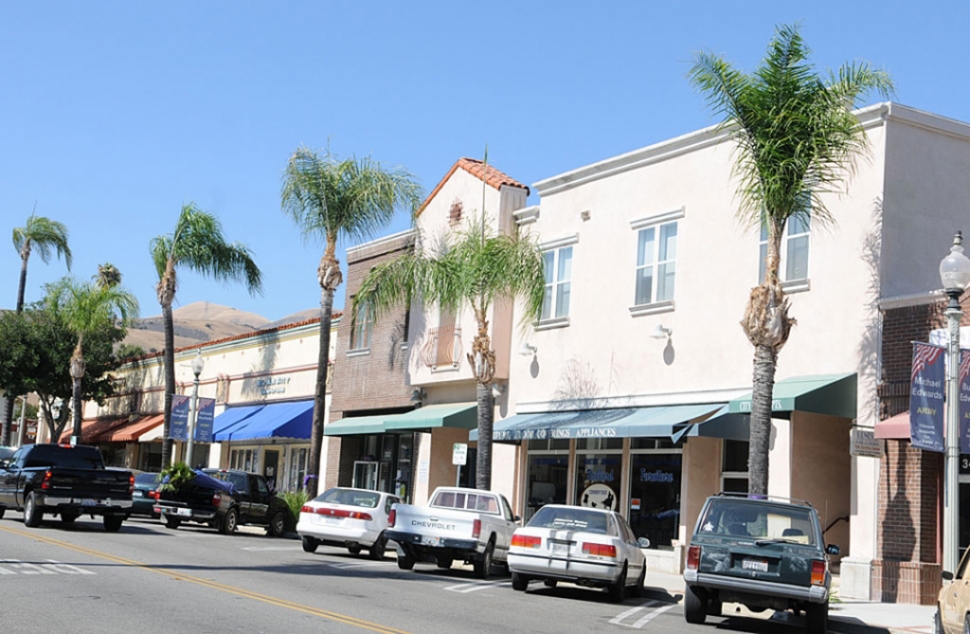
616, 514, 645, 579
230, 472, 252, 521
249, 475, 271, 524
494, 495, 517, 556
943, 548, 970, 631
0, 447, 26, 506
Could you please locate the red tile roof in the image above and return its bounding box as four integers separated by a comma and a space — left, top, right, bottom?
418, 157, 528, 216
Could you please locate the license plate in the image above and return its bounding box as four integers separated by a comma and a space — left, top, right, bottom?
742, 559, 768, 572
324, 517, 341, 525
552, 542, 569, 555
424, 536, 440, 546
80, 499, 96, 507
176, 508, 192, 517
133, 491, 144, 497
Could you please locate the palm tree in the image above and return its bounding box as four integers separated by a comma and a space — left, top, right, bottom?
151, 204, 262, 467
4, 211, 72, 445
353, 212, 545, 491
281, 146, 422, 497
95, 263, 122, 289
689, 24, 893, 495
44, 277, 138, 441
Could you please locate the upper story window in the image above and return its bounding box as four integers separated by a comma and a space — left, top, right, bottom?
635, 221, 677, 306
350, 300, 373, 350
541, 246, 573, 321
758, 214, 810, 285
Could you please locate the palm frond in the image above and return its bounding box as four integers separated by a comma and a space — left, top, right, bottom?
13, 214, 72, 268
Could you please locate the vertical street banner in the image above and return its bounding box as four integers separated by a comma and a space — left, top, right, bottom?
960, 350, 970, 453
194, 398, 216, 443
169, 394, 190, 441
910, 342, 945, 452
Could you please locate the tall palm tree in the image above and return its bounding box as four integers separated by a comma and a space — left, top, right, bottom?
151, 204, 262, 466
95, 262, 122, 289
281, 146, 422, 497
353, 213, 545, 491
4, 211, 72, 445
689, 24, 893, 495
44, 277, 138, 441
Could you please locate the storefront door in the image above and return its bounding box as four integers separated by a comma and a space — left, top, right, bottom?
354, 461, 378, 491
264, 449, 280, 491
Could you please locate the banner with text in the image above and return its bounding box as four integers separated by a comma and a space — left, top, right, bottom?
168, 394, 191, 441
194, 398, 216, 443
910, 342, 945, 452
960, 351, 970, 453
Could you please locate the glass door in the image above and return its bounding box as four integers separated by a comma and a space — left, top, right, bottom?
353, 461, 379, 491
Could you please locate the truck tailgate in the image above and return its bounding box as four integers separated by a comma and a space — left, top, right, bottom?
47, 469, 132, 499
393, 504, 479, 541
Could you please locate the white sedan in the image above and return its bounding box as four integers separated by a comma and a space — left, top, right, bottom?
508, 504, 649, 602
297, 487, 400, 559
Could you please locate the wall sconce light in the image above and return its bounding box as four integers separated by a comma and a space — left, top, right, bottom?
650, 324, 673, 339
518, 342, 538, 356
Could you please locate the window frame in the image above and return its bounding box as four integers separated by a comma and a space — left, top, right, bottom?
758, 214, 811, 291
634, 220, 678, 307
349, 299, 374, 352
539, 244, 574, 325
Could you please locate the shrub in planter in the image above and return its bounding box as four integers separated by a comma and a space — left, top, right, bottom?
278, 490, 309, 532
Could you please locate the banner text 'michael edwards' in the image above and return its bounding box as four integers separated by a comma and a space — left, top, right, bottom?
913, 375, 943, 400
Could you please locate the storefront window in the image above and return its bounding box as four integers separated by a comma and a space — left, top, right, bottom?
628, 453, 682, 549
525, 454, 568, 521
575, 453, 622, 511
288, 447, 308, 490
722, 440, 749, 493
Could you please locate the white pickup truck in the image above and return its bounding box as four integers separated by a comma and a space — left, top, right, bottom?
386, 487, 520, 578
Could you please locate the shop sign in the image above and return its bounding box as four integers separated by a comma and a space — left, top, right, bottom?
194, 398, 216, 443
638, 469, 675, 483
580, 483, 617, 511
256, 376, 291, 396
169, 395, 190, 441
452, 443, 467, 466
849, 428, 881, 458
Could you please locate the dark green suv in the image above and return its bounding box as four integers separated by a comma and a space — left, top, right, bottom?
683, 494, 839, 634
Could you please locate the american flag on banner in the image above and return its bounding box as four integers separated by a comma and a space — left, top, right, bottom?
912, 343, 945, 380
960, 349, 970, 384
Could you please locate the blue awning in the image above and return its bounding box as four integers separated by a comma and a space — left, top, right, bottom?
472, 403, 724, 442
213, 401, 314, 442
212, 405, 265, 441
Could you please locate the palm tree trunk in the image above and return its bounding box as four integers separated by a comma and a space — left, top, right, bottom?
70, 339, 85, 441
161, 301, 176, 466
16, 253, 29, 313
747, 343, 776, 496
307, 286, 335, 499
475, 382, 495, 491
0, 255, 29, 446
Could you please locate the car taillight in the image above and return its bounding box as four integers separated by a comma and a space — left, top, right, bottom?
301, 505, 314, 514
149, 490, 160, 500
811, 559, 826, 586
40, 469, 53, 491
471, 519, 482, 539
129, 474, 135, 495
582, 542, 617, 558
687, 545, 701, 570
313, 508, 372, 521
388, 509, 396, 527
511, 534, 541, 549
212, 492, 222, 508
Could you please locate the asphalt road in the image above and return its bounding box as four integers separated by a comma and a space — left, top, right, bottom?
0, 511, 815, 634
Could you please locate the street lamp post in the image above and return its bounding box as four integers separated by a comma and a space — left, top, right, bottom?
940, 231, 970, 574
185, 350, 205, 468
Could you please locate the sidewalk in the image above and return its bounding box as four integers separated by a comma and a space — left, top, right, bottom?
646, 570, 936, 634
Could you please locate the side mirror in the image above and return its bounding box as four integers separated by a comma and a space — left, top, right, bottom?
0, 459, 8, 469
825, 544, 840, 556
513, 515, 521, 523
943, 570, 955, 581
638, 537, 651, 548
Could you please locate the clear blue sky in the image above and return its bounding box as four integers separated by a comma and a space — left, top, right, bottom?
2, 1, 968, 321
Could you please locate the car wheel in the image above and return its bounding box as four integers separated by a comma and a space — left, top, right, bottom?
632, 565, 646, 598
61, 513, 79, 525
348, 545, 363, 556
221, 507, 238, 535
368, 532, 387, 560
436, 557, 453, 569
608, 564, 627, 603
23, 491, 42, 528
963, 612, 970, 634
302, 536, 319, 553
684, 584, 707, 624
103, 515, 123, 533
806, 601, 828, 634
267, 511, 286, 538
511, 572, 529, 591
543, 579, 558, 588
474, 540, 494, 579
934, 608, 943, 634
397, 552, 416, 570
164, 515, 181, 530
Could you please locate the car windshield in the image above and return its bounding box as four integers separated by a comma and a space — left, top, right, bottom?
316, 488, 380, 508
135, 473, 160, 485
698, 499, 818, 546
528, 506, 610, 534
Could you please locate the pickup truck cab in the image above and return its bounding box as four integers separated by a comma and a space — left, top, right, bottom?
0, 443, 133, 532
386, 486, 519, 578
155, 468, 288, 536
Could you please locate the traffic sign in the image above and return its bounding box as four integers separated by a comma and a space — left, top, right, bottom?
452, 443, 467, 466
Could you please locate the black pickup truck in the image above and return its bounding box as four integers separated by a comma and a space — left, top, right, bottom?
0, 444, 133, 532
155, 468, 288, 537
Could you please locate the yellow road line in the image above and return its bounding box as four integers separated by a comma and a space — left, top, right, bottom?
0, 524, 410, 634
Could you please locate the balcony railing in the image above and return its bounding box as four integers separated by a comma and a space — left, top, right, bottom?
421, 326, 463, 370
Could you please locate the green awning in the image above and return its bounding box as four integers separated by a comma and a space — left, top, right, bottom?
384, 403, 478, 432
325, 415, 389, 436
727, 373, 857, 420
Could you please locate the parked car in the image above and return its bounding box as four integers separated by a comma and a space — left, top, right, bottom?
0, 443, 133, 531
0, 447, 15, 462
155, 469, 288, 536
507, 504, 649, 602
683, 493, 838, 634
129, 472, 162, 518
385, 486, 519, 578
936, 546, 970, 633
298, 487, 400, 559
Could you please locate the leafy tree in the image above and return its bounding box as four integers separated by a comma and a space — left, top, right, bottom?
3, 211, 72, 445
689, 24, 893, 495
115, 343, 146, 361
43, 277, 138, 441
353, 202, 545, 490
151, 204, 262, 466
281, 147, 421, 496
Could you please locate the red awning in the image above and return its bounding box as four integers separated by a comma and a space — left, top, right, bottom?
874, 412, 910, 439
57, 417, 130, 444
105, 414, 164, 443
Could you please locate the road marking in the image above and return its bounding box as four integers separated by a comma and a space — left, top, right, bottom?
240, 546, 303, 552
629, 603, 676, 628
609, 604, 650, 624
320, 560, 395, 570
0, 525, 409, 634
443, 579, 511, 593
0, 559, 56, 575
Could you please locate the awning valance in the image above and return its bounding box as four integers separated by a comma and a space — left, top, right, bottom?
875, 411, 910, 439
213, 401, 314, 442
105, 414, 164, 443
727, 373, 857, 420
472, 403, 724, 442
58, 417, 129, 444
325, 415, 389, 436
673, 406, 751, 442
385, 403, 477, 432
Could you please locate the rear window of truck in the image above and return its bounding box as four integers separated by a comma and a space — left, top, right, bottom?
24, 445, 104, 470
431, 491, 499, 514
